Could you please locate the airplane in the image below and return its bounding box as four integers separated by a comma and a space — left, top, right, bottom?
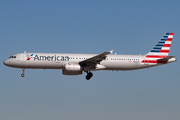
3, 33, 176, 80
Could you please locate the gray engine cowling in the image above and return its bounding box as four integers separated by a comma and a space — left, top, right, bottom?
62, 63, 82, 75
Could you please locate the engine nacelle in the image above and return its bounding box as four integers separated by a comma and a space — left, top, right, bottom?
64, 63, 82, 71
62, 63, 82, 75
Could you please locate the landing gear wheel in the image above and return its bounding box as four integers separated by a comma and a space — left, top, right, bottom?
86, 72, 93, 80
21, 69, 25, 77
21, 73, 25, 77
86, 75, 90, 80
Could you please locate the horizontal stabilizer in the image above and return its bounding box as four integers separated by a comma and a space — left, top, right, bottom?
157, 56, 175, 62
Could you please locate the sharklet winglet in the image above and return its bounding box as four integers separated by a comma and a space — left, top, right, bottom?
109, 50, 114, 54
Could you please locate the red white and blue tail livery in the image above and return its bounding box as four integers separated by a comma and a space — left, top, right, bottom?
143, 33, 175, 64
3, 33, 177, 80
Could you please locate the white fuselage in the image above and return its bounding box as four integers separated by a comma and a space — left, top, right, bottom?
3, 53, 170, 71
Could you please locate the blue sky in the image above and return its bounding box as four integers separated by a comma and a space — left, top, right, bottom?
0, 0, 180, 120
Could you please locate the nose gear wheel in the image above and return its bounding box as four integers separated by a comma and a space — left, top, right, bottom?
21, 69, 25, 77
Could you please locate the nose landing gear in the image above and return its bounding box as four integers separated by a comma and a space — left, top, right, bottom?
86, 72, 93, 80
21, 69, 25, 77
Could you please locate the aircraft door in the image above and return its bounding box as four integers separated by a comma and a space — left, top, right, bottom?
21, 54, 27, 61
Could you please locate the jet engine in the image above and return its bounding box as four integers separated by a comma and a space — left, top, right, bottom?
62, 63, 82, 75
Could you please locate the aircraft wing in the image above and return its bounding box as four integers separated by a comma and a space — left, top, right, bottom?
79, 50, 113, 65
157, 56, 176, 62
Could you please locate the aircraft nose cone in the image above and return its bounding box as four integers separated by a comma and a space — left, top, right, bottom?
3, 59, 9, 66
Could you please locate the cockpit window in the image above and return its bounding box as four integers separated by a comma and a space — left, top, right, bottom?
9, 56, 16, 59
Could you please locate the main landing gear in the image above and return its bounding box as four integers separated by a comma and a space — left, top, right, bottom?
86, 72, 93, 80
21, 69, 25, 77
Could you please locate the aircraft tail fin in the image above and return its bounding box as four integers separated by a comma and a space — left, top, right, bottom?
146, 33, 174, 59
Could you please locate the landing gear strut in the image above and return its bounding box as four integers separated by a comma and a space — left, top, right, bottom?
86, 72, 93, 80
21, 69, 25, 77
